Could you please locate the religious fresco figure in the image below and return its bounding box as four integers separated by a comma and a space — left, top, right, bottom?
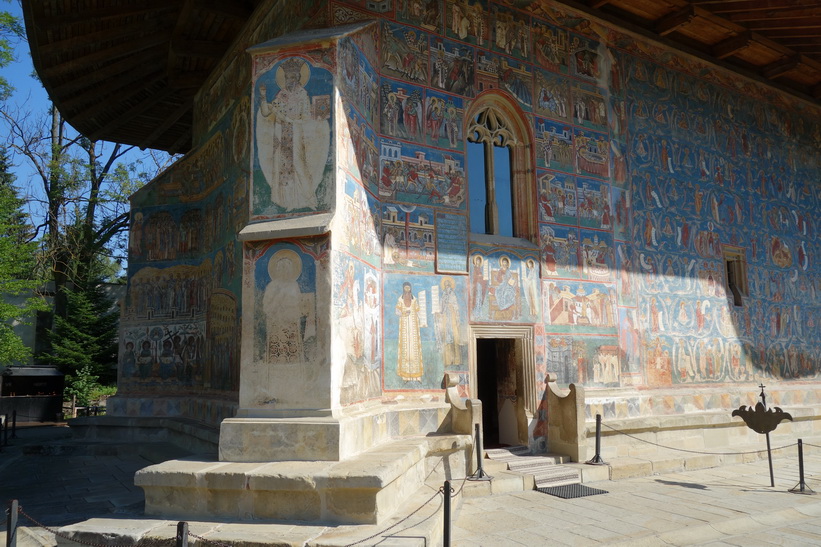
256, 57, 330, 211
396, 282, 424, 381
434, 277, 464, 367
261, 249, 315, 363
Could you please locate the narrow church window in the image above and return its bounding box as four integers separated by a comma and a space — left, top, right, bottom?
467, 106, 516, 237
723, 247, 748, 307
465, 93, 537, 242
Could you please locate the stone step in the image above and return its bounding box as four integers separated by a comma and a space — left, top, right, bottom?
134, 433, 472, 526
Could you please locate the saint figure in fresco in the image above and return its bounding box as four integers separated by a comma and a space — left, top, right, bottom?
262, 249, 315, 363
491, 255, 518, 319
396, 282, 424, 381
256, 57, 330, 210
434, 277, 463, 366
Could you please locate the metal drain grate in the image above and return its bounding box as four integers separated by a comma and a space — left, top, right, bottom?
536, 484, 608, 499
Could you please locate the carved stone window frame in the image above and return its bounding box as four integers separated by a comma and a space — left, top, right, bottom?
465, 91, 537, 242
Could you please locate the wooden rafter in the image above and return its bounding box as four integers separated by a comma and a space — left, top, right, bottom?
762, 55, 802, 79
141, 102, 193, 149
655, 6, 698, 36
88, 87, 176, 141
713, 31, 754, 59
40, 33, 169, 79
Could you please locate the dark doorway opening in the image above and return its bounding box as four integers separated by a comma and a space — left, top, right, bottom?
476, 337, 518, 448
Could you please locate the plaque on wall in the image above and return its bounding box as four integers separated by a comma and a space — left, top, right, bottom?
435, 211, 468, 273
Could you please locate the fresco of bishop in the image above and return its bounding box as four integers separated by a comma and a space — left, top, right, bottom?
256, 57, 330, 211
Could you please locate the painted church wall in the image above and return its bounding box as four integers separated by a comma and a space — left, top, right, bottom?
241, 236, 332, 412
321, 1, 819, 424
119, 0, 820, 432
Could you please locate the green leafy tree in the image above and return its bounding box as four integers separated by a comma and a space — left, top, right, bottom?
43, 283, 119, 385
64, 364, 99, 407
0, 6, 24, 99
0, 146, 44, 366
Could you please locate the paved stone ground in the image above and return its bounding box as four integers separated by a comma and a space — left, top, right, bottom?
3, 424, 821, 546
453, 449, 821, 546
0, 424, 185, 532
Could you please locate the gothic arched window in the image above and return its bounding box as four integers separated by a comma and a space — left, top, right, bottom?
466, 93, 536, 241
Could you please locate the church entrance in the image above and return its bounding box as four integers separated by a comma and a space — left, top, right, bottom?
476, 338, 520, 447
470, 326, 536, 450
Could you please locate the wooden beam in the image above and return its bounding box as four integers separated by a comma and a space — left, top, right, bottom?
761, 55, 802, 79
194, 0, 254, 20
742, 19, 821, 32
61, 62, 163, 112
50, 46, 165, 97
38, 19, 169, 57
168, 71, 211, 90
68, 72, 166, 120
655, 6, 697, 36
587, 0, 612, 8
712, 31, 753, 59
140, 101, 193, 149
40, 33, 169, 79
169, 38, 230, 59
88, 87, 175, 141
728, 9, 821, 23
812, 82, 821, 99
33, 1, 175, 26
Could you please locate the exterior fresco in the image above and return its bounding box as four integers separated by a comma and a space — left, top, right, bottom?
119, 0, 820, 438
383, 273, 469, 390
252, 54, 334, 219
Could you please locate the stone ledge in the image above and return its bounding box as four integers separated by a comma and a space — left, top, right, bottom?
136, 433, 472, 525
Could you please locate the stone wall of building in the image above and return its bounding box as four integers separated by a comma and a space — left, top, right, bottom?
116, 0, 820, 441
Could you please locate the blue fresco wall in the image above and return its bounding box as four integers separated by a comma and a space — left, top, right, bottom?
119, 0, 820, 430
326, 0, 820, 421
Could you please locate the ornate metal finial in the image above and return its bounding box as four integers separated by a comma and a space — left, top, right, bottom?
759, 383, 767, 408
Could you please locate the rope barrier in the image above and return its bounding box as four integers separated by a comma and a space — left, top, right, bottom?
600, 421, 799, 456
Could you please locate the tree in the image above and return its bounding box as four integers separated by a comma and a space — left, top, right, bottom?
43, 283, 118, 384
0, 6, 24, 100
0, 145, 45, 366
1, 104, 164, 321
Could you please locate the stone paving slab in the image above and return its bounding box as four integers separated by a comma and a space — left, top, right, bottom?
5, 425, 821, 546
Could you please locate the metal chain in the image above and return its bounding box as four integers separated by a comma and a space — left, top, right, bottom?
343, 488, 443, 547
186, 529, 234, 547
17, 506, 123, 547
601, 422, 798, 455
18, 506, 182, 547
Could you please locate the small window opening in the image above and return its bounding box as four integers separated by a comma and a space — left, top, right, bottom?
723, 247, 748, 307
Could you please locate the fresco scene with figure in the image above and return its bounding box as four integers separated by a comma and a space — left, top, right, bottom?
252, 53, 334, 220
106, 0, 819, 450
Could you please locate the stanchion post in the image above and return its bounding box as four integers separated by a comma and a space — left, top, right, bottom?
585, 414, 607, 465
3, 414, 8, 446
7, 499, 18, 547
790, 439, 815, 495
443, 480, 451, 547
176, 521, 188, 547
11, 410, 16, 438
765, 432, 774, 488
467, 423, 491, 481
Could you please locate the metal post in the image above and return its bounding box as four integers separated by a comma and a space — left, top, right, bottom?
443, 480, 451, 547
467, 423, 491, 481
11, 410, 16, 438
7, 499, 18, 547
176, 521, 189, 547
586, 414, 607, 465
790, 439, 815, 494
765, 432, 774, 488
3, 414, 8, 446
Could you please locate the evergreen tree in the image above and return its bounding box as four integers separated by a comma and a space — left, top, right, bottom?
43, 283, 119, 385
0, 146, 44, 366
